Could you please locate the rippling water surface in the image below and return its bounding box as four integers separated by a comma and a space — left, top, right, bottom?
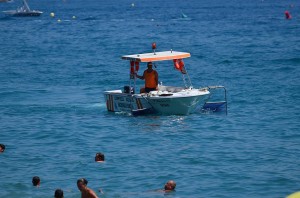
1, 0, 300, 197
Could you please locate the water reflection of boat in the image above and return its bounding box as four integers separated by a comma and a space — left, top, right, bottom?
3, 0, 42, 17
104, 43, 227, 116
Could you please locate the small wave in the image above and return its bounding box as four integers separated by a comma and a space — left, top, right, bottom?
272, 57, 300, 64
89, 103, 106, 108
114, 111, 132, 116
172, 17, 192, 21
0, 16, 16, 21
275, 65, 296, 72
111, 18, 125, 22
218, 60, 232, 64
82, 16, 97, 20
136, 18, 147, 21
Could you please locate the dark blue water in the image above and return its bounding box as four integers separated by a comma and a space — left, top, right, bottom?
1, 0, 300, 197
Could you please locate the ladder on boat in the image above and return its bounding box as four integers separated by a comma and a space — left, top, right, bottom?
202, 86, 228, 115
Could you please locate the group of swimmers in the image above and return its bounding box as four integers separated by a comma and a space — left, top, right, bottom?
31, 176, 97, 198
1, 147, 176, 198
30, 175, 96, 198
32, 176, 175, 198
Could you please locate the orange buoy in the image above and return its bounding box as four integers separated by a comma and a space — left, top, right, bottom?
285, 11, 292, 19
152, 42, 156, 50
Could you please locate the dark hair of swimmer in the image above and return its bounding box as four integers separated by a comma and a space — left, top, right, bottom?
95, 152, 105, 162
77, 178, 88, 185
0, 144, 5, 152
32, 176, 40, 186
54, 188, 64, 198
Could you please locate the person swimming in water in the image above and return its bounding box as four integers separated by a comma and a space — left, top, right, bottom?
156, 180, 176, 193
163, 180, 176, 192
54, 189, 64, 198
32, 176, 40, 187
0, 144, 5, 153
77, 178, 98, 198
95, 152, 105, 162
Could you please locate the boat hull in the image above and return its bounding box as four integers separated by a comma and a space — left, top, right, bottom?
104, 88, 210, 115
3, 10, 42, 17
146, 94, 209, 115
104, 90, 153, 114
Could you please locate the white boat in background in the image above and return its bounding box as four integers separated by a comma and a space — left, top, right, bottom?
3, 0, 42, 16
104, 43, 227, 116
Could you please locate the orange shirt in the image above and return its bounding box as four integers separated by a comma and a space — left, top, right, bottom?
144, 70, 157, 88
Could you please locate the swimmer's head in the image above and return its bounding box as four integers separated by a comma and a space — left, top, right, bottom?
95, 152, 105, 162
32, 176, 40, 186
0, 144, 5, 153
54, 188, 64, 198
77, 178, 88, 191
164, 180, 176, 191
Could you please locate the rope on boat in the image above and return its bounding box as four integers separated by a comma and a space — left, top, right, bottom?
181, 65, 193, 89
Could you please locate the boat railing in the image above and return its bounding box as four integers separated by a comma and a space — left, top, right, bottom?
202, 85, 228, 114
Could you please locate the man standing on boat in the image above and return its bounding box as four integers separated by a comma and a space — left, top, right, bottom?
136, 62, 158, 93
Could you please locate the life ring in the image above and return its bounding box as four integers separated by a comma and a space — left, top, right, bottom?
173, 59, 184, 71
173, 59, 180, 70
178, 59, 184, 69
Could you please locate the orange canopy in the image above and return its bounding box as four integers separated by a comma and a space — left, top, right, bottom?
121, 51, 191, 62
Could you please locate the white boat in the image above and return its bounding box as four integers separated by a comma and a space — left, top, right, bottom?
3, 0, 42, 16
104, 44, 227, 115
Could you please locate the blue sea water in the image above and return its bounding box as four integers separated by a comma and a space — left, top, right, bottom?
1, 0, 300, 197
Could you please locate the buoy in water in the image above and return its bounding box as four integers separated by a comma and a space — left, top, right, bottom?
285, 11, 292, 19
72, 16, 76, 19
131, 3, 134, 7
57, 19, 61, 22
50, 12, 55, 17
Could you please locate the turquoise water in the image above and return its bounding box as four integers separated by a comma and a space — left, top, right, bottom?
1, 0, 300, 197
